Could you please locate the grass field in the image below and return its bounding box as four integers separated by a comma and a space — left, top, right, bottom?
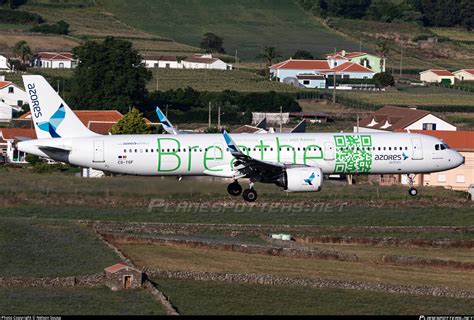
156, 279, 474, 315
121, 244, 474, 290
431, 28, 474, 42
327, 18, 474, 70
97, 0, 359, 60
339, 86, 474, 108
149, 68, 301, 92
0, 217, 120, 277
0, 287, 165, 315
22, 3, 202, 56
0, 32, 80, 52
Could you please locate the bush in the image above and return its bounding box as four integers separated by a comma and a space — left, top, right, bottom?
25, 154, 43, 166
30, 20, 69, 35
145, 88, 301, 124
373, 72, 395, 87
0, 9, 44, 24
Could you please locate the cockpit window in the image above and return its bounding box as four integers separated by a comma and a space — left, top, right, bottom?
440, 144, 446, 150
443, 144, 450, 149
435, 144, 439, 150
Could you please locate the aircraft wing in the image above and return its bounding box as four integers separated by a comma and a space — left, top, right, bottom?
156, 106, 178, 135
222, 130, 307, 180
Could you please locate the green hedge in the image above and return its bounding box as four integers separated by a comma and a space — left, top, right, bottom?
0, 9, 44, 24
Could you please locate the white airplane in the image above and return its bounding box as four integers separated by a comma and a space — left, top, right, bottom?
19, 75, 464, 202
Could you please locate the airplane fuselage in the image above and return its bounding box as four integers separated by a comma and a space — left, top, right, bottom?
19, 132, 464, 178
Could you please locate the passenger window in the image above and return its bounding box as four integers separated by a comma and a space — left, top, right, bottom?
135, 149, 137, 153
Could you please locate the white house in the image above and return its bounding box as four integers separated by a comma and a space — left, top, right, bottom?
0, 128, 36, 163
419, 69, 455, 85
0, 53, 13, 71
296, 74, 326, 88
0, 78, 28, 109
182, 54, 232, 70
142, 55, 181, 69
356, 106, 456, 133
33, 52, 77, 69
270, 59, 374, 83
453, 69, 474, 81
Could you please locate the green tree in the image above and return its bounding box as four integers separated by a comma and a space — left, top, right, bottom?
257, 46, 281, 78
373, 72, 395, 87
110, 107, 151, 134
460, 0, 474, 30
200, 32, 225, 53
69, 37, 151, 113
13, 40, 31, 64
292, 49, 314, 60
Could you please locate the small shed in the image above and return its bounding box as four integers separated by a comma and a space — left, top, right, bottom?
104, 263, 143, 291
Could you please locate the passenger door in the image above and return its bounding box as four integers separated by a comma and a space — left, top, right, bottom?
93, 140, 105, 163
411, 138, 423, 160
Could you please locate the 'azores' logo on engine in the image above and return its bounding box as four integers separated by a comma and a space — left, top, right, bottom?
304, 172, 315, 185
36, 104, 65, 138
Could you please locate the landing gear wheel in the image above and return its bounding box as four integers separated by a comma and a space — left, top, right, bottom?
227, 182, 242, 196
408, 187, 418, 197
242, 189, 258, 202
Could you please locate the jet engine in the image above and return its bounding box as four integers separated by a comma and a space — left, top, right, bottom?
276, 167, 323, 192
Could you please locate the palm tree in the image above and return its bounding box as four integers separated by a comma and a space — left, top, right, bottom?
257, 46, 281, 79
375, 39, 389, 72
13, 40, 32, 65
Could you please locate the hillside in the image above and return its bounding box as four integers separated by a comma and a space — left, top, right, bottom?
97, 0, 360, 60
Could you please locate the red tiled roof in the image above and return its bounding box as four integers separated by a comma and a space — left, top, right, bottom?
0, 128, 36, 140
321, 61, 374, 73
0, 81, 12, 89
87, 122, 116, 135
75, 110, 123, 124
359, 106, 431, 131
104, 262, 131, 273
455, 69, 474, 75
36, 52, 74, 61
269, 59, 330, 70
397, 130, 474, 152
20, 110, 123, 123
423, 69, 454, 76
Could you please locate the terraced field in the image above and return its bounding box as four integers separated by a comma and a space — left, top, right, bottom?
97, 0, 359, 60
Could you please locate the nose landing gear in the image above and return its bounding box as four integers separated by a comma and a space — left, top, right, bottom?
407, 174, 418, 197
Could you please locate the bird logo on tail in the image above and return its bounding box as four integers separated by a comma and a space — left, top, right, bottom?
36, 104, 65, 138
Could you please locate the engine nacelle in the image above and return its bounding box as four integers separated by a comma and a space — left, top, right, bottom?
279, 167, 323, 192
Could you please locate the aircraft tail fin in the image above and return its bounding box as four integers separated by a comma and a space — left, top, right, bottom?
156, 106, 178, 134
22, 75, 99, 139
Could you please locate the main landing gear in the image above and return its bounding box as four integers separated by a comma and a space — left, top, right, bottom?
227, 181, 258, 202
227, 181, 242, 196
407, 173, 418, 197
